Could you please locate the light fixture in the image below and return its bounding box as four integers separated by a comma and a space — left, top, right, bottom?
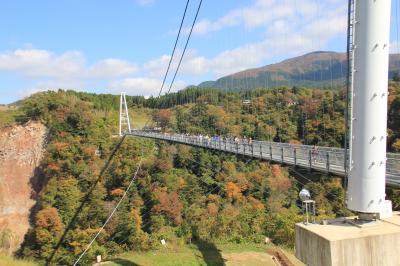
299, 188, 311, 201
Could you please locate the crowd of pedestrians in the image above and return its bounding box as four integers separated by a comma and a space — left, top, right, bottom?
180, 133, 253, 146
148, 130, 322, 162
157, 131, 254, 146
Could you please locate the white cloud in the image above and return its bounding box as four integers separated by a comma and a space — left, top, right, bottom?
88, 59, 137, 79
2, 0, 349, 101
109, 77, 186, 96
174, 0, 347, 78
390, 41, 400, 54
0, 48, 137, 80
0, 49, 83, 78
0, 48, 140, 98
187, 0, 321, 35
143, 49, 207, 78
143, 54, 171, 78
135, 0, 155, 7
185, 0, 346, 55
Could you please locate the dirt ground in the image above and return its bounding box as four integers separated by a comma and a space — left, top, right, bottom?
223, 251, 276, 266
223, 250, 305, 266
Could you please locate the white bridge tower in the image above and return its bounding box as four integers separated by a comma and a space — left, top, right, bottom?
347, 0, 392, 216
295, 3, 399, 265
119, 92, 131, 136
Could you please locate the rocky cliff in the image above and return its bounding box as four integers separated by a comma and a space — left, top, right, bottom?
0, 121, 47, 252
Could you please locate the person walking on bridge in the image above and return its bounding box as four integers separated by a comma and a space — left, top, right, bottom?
312, 144, 319, 163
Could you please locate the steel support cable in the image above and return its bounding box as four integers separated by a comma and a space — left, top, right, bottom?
46, 136, 128, 265
328, 50, 336, 142
119, 156, 253, 245
119, 157, 342, 246
152, 0, 203, 135
293, 175, 332, 216
156, 0, 190, 99
344, 0, 354, 188
140, 0, 190, 129
166, 0, 203, 94
73, 157, 143, 266
76, 0, 211, 262
326, 22, 336, 144
70, 0, 195, 254
121, 133, 349, 244
315, 0, 325, 146
396, 0, 399, 55
141, 0, 202, 130
115, 144, 254, 241
289, 166, 343, 200
119, 178, 224, 245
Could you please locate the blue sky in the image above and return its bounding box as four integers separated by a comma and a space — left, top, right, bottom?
0, 0, 399, 104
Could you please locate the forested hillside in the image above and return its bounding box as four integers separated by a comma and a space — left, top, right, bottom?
0, 83, 398, 265
132, 83, 400, 151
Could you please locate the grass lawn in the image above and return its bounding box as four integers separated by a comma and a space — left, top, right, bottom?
129, 108, 154, 129
0, 253, 37, 266
0, 243, 304, 266
103, 242, 305, 266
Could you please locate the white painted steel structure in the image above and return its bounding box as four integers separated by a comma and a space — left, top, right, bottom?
119, 0, 398, 213
347, 0, 392, 213
119, 92, 131, 136
125, 130, 400, 187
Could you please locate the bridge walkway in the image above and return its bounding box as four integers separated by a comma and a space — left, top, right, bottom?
126, 130, 400, 187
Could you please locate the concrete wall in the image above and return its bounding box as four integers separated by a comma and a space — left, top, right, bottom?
295, 225, 332, 266
295, 219, 400, 266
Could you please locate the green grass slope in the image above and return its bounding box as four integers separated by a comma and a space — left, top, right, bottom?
105, 243, 304, 266
0, 254, 37, 266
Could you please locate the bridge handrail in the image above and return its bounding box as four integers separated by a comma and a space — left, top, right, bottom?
126, 130, 400, 186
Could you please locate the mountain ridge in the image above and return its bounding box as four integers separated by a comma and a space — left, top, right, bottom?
197, 51, 400, 90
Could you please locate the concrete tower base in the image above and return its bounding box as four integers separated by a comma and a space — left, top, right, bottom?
295, 212, 400, 266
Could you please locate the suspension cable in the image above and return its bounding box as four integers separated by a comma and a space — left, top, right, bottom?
118, 156, 254, 245
120, 154, 344, 246
166, 0, 203, 94
141, 0, 203, 130
156, 0, 190, 98
73, 158, 143, 266
396, 0, 399, 56
72, 1, 197, 263
344, 0, 354, 188
46, 136, 127, 265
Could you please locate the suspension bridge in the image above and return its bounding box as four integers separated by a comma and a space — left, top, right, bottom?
71, 1, 400, 265
118, 1, 400, 265
124, 129, 400, 187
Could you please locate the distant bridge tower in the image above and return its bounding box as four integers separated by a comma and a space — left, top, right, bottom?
347, 0, 392, 216
119, 92, 131, 136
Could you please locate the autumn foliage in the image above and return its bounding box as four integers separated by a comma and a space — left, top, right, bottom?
271, 165, 282, 177
16, 86, 390, 263
153, 189, 183, 225
153, 109, 173, 129
35, 207, 64, 232
226, 182, 242, 200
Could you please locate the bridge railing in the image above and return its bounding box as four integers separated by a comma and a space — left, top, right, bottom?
387, 153, 400, 176
126, 130, 400, 186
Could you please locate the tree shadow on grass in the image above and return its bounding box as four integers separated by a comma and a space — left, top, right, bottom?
110, 258, 141, 266
193, 239, 225, 266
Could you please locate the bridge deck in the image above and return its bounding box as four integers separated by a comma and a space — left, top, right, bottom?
126, 131, 400, 187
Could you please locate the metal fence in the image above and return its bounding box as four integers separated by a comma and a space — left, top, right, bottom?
126, 130, 400, 187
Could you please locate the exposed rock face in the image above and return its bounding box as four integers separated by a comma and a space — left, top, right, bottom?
0, 121, 47, 252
